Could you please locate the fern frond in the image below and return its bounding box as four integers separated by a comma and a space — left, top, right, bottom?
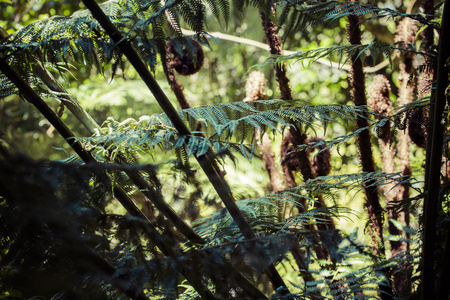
277, 0, 434, 38
277, 0, 340, 37
250, 41, 426, 72
80, 100, 375, 162
194, 186, 351, 242
322, 1, 432, 25
204, 0, 230, 27
300, 172, 418, 197
295, 96, 429, 156
178, 100, 374, 138
305, 227, 421, 299
1, 2, 116, 60
0, 0, 209, 88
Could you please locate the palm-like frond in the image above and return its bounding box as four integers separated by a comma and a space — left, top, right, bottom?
277, 0, 435, 38
1, 2, 117, 64
209, 171, 414, 223
193, 185, 410, 298
301, 172, 418, 197
251, 41, 427, 72
304, 238, 393, 298
0, 0, 210, 89
0, 0, 277, 77
322, 1, 431, 24
293, 97, 430, 160
79, 100, 376, 161
204, 0, 231, 27
193, 184, 351, 240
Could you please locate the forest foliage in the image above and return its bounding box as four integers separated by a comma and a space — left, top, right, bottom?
0, 0, 449, 299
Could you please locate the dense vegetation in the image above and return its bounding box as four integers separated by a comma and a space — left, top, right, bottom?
0, 0, 449, 299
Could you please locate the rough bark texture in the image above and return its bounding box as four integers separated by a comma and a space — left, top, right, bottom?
259, 11, 292, 101
392, 17, 417, 258
392, 63, 413, 296
281, 131, 315, 189
259, 132, 284, 193
244, 71, 284, 202
421, 0, 435, 63
369, 75, 411, 296
260, 10, 334, 231
260, 10, 313, 197
347, 11, 384, 254
259, 12, 313, 185
259, 8, 333, 282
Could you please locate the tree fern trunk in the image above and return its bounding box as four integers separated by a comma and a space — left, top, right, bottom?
259, 10, 334, 232
244, 70, 285, 212
259, 11, 292, 101
346, 6, 385, 255
258, 8, 337, 292
346, 6, 397, 299
421, 0, 435, 194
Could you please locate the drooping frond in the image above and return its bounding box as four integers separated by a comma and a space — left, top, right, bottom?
1, 1, 119, 65
79, 100, 376, 161
192, 184, 409, 298
230, 0, 273, 13
178, 100, 373, 139
0, 148, 419, 298
293, 97, 430, 160
300, 172, 418, 197
277, 0, 340, 37
193, 185, 351, 240
302, 233, 396, 298
294, 120, 383, 156
0, 0, 210, 90
204, 0, 231, 28
277, 0, 435, 38
250, 41, 427, 72
322, 1, 432, 25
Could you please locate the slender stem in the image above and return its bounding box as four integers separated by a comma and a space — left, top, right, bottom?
165, 45, 226, 178
76, 245, 148, 300
80, 0, 253, 241
0, 58, 141, 216
422, 0, 434, 204
25, 23, 268, 300
34, 60, 206, 244
80, 0, 289, 294
0, 57, 217, 300
33, 63, 100, 132
422, 1, 450, 299
9, 58, 268, 300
